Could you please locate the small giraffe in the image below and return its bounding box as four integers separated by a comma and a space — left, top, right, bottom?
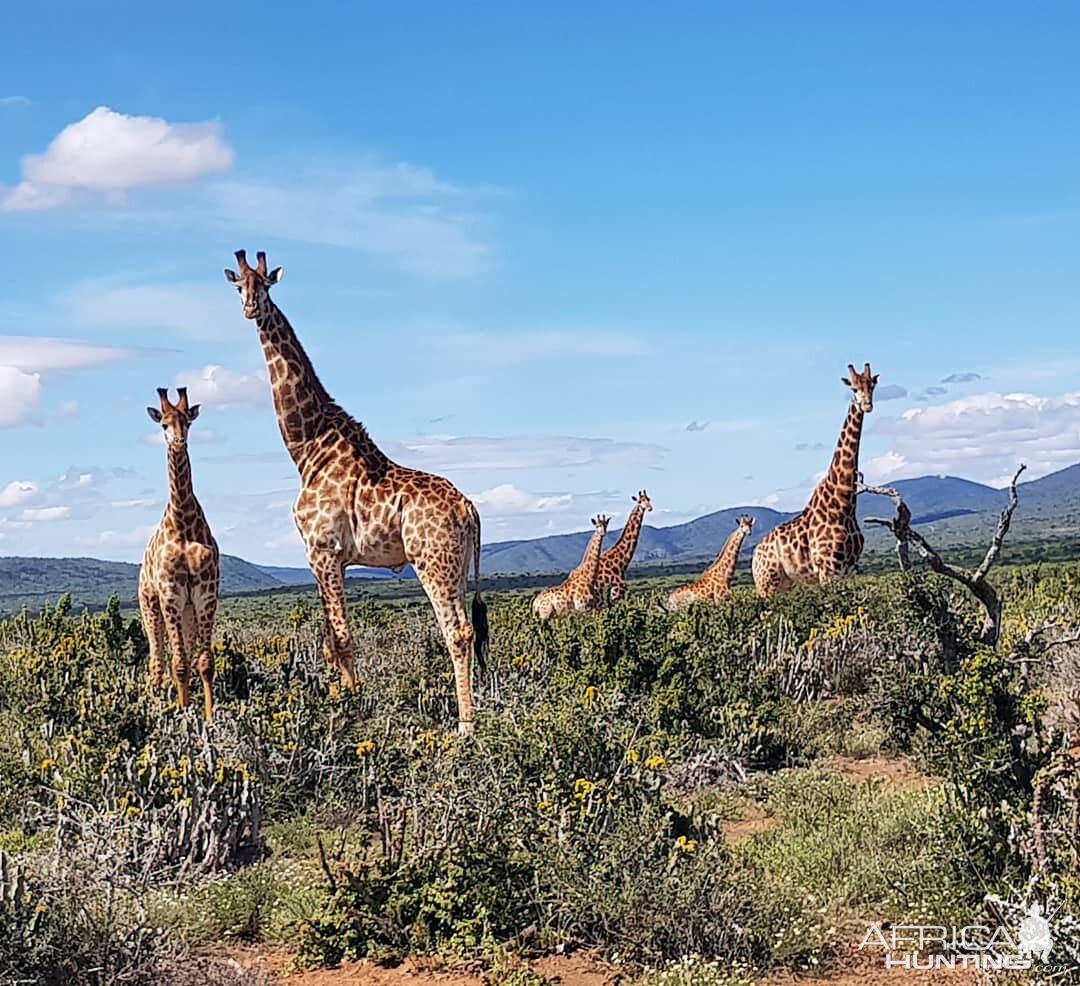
224, 251, 487, 734
532, 515, 611, 620
666, 515, 754, 611
752, 363, 878, 596
139, 387, 220, 719
595, 490, 653, 604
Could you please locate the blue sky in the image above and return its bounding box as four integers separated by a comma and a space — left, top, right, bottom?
2, 2, 1080, 565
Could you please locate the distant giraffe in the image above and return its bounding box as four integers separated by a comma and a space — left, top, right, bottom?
224, 251, 486, 734
752, 363, 878, 596
666, 515, 754, 611
595, 490, 653, 604
533, 515, 611, 620
139, 388, 220, 719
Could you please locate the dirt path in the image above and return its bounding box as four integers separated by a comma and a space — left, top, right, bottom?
220, 948, 978, 985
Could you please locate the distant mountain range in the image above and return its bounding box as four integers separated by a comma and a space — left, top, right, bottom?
1, 464, 1076, 613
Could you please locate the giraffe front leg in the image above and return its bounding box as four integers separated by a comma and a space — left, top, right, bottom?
309, 549, 356, 691
192, 590, 218, 721
162, 599, 191, 710
140, 589, 167, 692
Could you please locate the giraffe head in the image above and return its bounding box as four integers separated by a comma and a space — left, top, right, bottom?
224, 249, 284, 320
736, 514, 755, 536
593, 514, 611, 535
841, 362, 879, 413
632, 490, 654, 513
147, 387, 201, 449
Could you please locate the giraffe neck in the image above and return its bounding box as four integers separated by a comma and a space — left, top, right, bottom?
579, 528, 606, 582
604, 505, 646, 569
166, 444, 203, 529
255, 301, 335, 461
809, 400, 864, 516
708, 528, 749, 585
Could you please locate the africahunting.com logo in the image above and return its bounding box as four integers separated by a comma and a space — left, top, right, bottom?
859, 900, 1055, 972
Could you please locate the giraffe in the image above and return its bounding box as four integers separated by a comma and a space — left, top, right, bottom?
752, 363, 878, 597
666, 515, 754, 611
224, 250, 487, 734
595, 490, 653, 604
139, 387, 220, 720
532, 515, 611, 620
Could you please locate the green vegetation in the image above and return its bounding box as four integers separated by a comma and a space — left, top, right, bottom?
0, 566, 1078, 983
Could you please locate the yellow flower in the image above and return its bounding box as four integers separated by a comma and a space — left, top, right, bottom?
645, 755, 667, 771
537, 800, 554, 812
125, 806, 142, 818
582, 685, 599, 710
625, 748, 641, 765
573, 778, 595, 799
675, 835, 698, 853
39, 758, 57, 772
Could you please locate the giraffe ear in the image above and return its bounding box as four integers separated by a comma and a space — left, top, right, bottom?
268, 266, 284, 284
187, 404, 202, 422
147, 407, 162, 423
224, 269, 239, 284
841, 377, 853, 387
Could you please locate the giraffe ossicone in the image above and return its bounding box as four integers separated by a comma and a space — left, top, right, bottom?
224, 249, 488, 735
752, 362, 878, 597
666, 514, 754, 611
139, 386, 220, 719
533, 514, 611, 620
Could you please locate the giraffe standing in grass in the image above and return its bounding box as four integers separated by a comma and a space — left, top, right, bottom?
224, 251, 486, 734
533, 515, 611, 620
752, 363, 878, 596
666, 515, 754, 611
595, 490, 653, 604
139, 388, 220, 719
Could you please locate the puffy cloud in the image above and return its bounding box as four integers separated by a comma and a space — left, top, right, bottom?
864, 391, 1080, 485
2, 106, 233, 211
0, 366, 42, 426
0, 481, 41, 509
20, 506, 71, 522
470, 484, 574, 516
174, 365, 268, 408
385, 434, 668, 472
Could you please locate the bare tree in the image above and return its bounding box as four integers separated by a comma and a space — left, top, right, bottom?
857, 464, 1026, 648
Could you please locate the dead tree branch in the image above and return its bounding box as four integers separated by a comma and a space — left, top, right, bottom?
857, 464, 1026, 648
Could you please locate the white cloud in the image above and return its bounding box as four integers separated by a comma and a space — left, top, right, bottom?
0, 336, 135, 371
110, 498, 160, 510
0, 481, 41, 509
1, 96, 30, 107
0, 366, 42, 426
385, 434, 668, 472
79, 525, 157, 548
175, 365, 268, 408
202, 156, 489, 278
865, 391, 1080, 485
470, 484, 574, 516
62, 280, 236, 340
20, 506, 71, 522
2, 106, 233, 212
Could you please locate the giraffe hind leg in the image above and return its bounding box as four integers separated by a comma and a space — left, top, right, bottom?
415, 562, 475, 735
309, 549, 357, 690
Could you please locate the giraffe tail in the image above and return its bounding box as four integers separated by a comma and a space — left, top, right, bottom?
469, 502, 489, 673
